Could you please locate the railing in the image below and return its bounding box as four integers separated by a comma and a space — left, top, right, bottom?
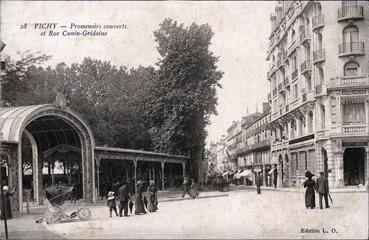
312, 15, 324, 30
316, 129, 329, 139
338, 5, 364, 21
299, 30, 311, 45
283, 77, 290, 87
329, 75, 369, 89
273, 88, 277, 96
300, 60, 311, 74
339, 42, 365, 56
267, 64, 276, 78
287, 40, 297, 55
343, 125, 368, 135
278, 83, 282, 91
313, 49, 325, 63
291, 69, 298, 81
271, 139, 289, 152
290, 97, 300, 110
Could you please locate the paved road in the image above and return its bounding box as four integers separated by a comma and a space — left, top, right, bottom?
41, 189, 368, 239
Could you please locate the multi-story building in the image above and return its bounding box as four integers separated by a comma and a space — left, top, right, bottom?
267, 1, 369, 188
226, 121, 242, 171
215, 135, 228, 172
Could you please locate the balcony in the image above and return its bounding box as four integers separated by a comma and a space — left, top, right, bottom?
271, 139, 289, 152
313, 49, 325, 64
273, 88, 277, 96
267, 64, 277, 78
338, 42, 365, 57
329, 75, 369, 90
299, 30, 311, 46
342, 125, 368, 135
267, 93, 271, 101
312, 15, 324, 32
316, 129, 330, 140
290, 97, 300, 110
278, 83, 282, 92
315, 83, 327, 97
300, 60, 312, 76
337, 5, 364, 22
291, 69, 298, 81
283, 77, 290, 88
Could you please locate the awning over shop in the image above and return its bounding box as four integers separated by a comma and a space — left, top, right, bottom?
268, 167, 277, 175
239, 169, 253, 180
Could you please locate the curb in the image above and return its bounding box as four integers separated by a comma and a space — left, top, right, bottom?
241, 186, 368, 193
160, 193, 229, 202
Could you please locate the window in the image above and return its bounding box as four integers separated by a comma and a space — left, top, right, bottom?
293, 84, 298, 99
343, 26, 359, 43
291, 120, 296, 139
343, 102, 365, 125
344, 61, 359, 77
307, 111, 313, 133
321, 105, 326, 129
295, 153, 299, 170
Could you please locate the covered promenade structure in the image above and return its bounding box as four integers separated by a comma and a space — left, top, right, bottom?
0, 99, 188, 213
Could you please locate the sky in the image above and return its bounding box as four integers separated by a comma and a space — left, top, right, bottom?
0, 1, 276, 146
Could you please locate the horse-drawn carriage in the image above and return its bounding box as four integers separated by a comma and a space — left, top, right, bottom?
44, 186, 91, 224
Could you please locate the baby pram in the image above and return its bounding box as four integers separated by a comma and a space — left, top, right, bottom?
44, 186, 91, 224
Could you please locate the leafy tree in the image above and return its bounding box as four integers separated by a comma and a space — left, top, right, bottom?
142, 18, 223, 181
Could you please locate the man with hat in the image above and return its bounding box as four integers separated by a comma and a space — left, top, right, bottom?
118, 182, 130, 217
315, 172, 330, 209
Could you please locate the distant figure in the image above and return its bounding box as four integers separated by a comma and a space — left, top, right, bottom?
303, 171, 316, 209
147, 180, 158, 212
118, 182, 130, 217
107, 191, 118, 217
0, 186, 15, 220
256, 172, 263, 194
190, 179, 199, 199
135, 181, 146, 215
182, 177, 191, 197
315, 172, 330, 209
129, 200, 134, 215
70, 184, 77, 204
273, 169, 278, 188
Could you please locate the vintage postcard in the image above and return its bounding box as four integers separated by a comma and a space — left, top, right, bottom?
0, 1, 368, 239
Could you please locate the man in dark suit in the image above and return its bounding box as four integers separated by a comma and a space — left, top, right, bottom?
118, 182, 130, 217
256, 172, 263, 194
315, 172, 330, 209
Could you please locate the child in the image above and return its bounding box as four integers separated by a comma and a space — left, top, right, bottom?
107, 191, 118, 217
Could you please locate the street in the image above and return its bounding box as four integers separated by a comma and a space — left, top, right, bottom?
39, 189, 368, 239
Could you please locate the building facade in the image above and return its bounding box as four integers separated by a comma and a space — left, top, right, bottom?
266, 1, 369, 188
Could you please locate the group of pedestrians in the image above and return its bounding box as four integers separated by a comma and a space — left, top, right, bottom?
182, 178, 199, 199
107, 180, 158, 218
303, 171, 330, 209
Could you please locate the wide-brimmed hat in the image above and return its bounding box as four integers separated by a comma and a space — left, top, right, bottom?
149, 180, 155, 185
107, 191, 115, 200
305, 171, 314, 178
136, 180, 143, 185
3, 186, 9, 191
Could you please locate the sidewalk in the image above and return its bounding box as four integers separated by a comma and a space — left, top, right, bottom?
238, 184, 369, 193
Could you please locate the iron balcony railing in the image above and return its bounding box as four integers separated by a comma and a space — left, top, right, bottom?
312, 15, 324, 30
338, 5, 364, 21
329, 75, 369, 89
283, 77, 290, 87
338, 42, 365, 56
313, 49, 325, 64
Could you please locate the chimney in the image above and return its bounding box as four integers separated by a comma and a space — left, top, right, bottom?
262, 102, 270, 113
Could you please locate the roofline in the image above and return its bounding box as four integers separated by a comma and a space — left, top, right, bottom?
94, 146, 189, 160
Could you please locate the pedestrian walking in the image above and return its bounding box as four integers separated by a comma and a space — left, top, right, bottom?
129, 200, 134, 214
134, 180, 146, 215
147, 180, 158, 212
256, 172, 262, 194
303, 171, 316, 209
0, 186, 15, 220
273, 169, 278, 188
107, 191, 118, 217
118, 182, 130, 217
315, 172, 330, 209
190, 179, 199, 199
182, 177, 191, 197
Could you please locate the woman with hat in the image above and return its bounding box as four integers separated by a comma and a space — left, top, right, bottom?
147, 180, 158, 212
0, 186, 15, 220
303, 171, 316, 209
107, 190, 118, 217
134, 180, 146, 215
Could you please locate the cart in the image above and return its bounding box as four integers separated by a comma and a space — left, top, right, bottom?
44, 186, 91, 224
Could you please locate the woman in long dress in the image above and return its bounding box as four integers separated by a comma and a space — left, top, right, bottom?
190, 179, 199, 199
134, 181, 146, 215
303, 171, 316, 209
0, 186, 15, 220
147, 180, 158, 212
